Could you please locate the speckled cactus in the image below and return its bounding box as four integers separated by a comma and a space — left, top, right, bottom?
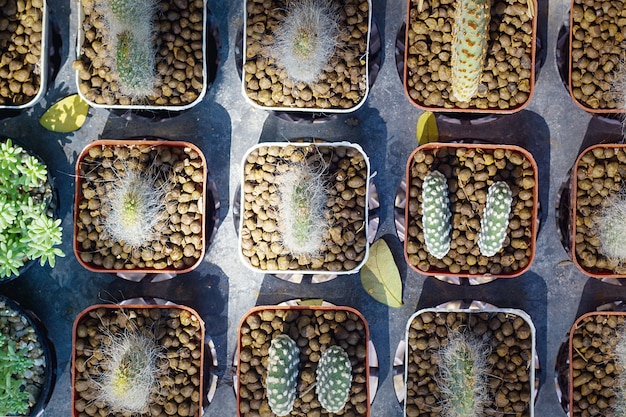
265, 335, 300, 416
437, 330, 491, 417
316, 345, 352, 413
422, 170, 451, 259
450, 0, 491, 102
115, 30, 156, 99
478, 181, 512, 256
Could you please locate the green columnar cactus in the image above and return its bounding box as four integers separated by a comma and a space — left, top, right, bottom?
108, 0, 156, 27
595, 192, 626, 262
273, 0, 339, 83
115, 30, 156, 99
450, 0, 491, 102
478, 181, 512, 257
277, 161, 328, 257
613, 326, 626, 416
437, 330, 490, 417
265, 335, 300, 416
422, 170, 451, 259
316, 345, 352, 413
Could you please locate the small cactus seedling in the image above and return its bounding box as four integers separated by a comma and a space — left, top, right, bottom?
115, 30, 156, 100
265, 334, 300, 416
421, 170, 451, 259
478, 181, 512, 257
94, 329, 164, 414
437, 329, 491, 417
272, 0, 339, 84
277, 159, 329, 257
101, 167, 170, 248
594, 191, 626, 263
450, 0, 490, 102
316, 345, 352, 413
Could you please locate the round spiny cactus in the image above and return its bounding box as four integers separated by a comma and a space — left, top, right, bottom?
422, 170, 451, 259
272, 0, 339, 84
265, 334, 300, 416
450, 0, 491, 102
478, 181, 512, 257
316, 345, 352, 413
437, 330, 491, 417
277, 160, 328, 257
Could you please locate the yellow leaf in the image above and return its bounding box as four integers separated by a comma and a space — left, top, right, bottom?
361, 239, 403, 308
39, 94, 89, 132
416, 111, 438, 145
297, 299, 325, 306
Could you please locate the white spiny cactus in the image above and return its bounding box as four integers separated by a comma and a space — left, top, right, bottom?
478, 181, 512, 256
265, 334, 300, 416
316, 345, 352, 413
422, 170, 452, 259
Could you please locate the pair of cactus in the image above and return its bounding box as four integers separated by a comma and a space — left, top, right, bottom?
265, 335, 352, 415
422, 170, 512, 258
103, 0, 157, 99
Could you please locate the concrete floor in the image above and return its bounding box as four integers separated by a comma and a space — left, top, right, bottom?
0, 0, 624, 415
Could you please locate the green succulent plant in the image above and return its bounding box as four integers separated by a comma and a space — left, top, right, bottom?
0, 139, 64, 279
265, 334, 300, 416
0, 331, 36, 416
316, 345, 352, 413
477, 181, 512, 257
421, 170, 451, 259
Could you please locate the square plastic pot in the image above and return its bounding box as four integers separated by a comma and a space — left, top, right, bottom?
75, 0, 207, 111
73, 139, 207, 274
238, 141, 371, 275
569, 143, 626, 278
236, 305, 370, 417
403, 0, 538, 113
404, 142, 539, 278
0, 0, 48, 110
404, 306, 536, 417
241, 0, 372, 113
71, 303, 205, 417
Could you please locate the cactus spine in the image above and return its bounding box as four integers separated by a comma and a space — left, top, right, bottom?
265, 335, 300, 416
316, 345, 352, 413
595, 191, 626, 262
277, 160, 328, 257
478, 181, 512, 256
422, 170, 451, 259
272, 0, 339, 84
437, 330, 491, 417
450, 0, 490, 102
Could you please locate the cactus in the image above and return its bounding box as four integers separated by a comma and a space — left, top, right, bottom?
450, 0, 491, 102
595, 191, 626, 262
265, 335, 300, 416
613, 325, 626, 416
94, 329, 164, 414
277, 159, 329, 257
316, 345, 352, 413
108, 0, 157, 27
437, 330, 491, 417
101, 167, 170, 248
272, 0, 339, 84
478, 181, 512, 257
422, 170, 451, 259
115, 30, 156, 100
610, 60, 626, 132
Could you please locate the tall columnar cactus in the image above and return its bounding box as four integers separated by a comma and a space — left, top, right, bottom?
265, 335, 300, 416
316, 345, 352, 413
277, 160, 328, 257
437, 330, 491, 417
478, 181, 512, 257
450, 0, 491, 102
108, 0, 156, 27
612, 326, 626, 416
115, 30, 156, 99
421, 170, 451, 259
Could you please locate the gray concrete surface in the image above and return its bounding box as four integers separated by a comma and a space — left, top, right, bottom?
0, 0, 624, 416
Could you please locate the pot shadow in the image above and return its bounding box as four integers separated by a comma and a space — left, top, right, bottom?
436, 109, 551, 236
416, 271, 548, 391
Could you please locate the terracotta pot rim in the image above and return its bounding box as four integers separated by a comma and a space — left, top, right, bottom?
238, 141, 371, 275
236, 304, 370, 417
75, 0, 208, 111
73, 138, 208, 274
402, 0, 538, 114
569, 143, 626, 278
240, 0, 372, 114
403, 142, 539, 278
71, 303, 205, 417
567, 0, 625, 114
404, 306, 537, 417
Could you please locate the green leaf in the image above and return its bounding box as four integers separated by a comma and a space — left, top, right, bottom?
416, 111, 438, 145
297, 299, 324, 306
39, 94, 89, 132
360, 239, 403, 308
